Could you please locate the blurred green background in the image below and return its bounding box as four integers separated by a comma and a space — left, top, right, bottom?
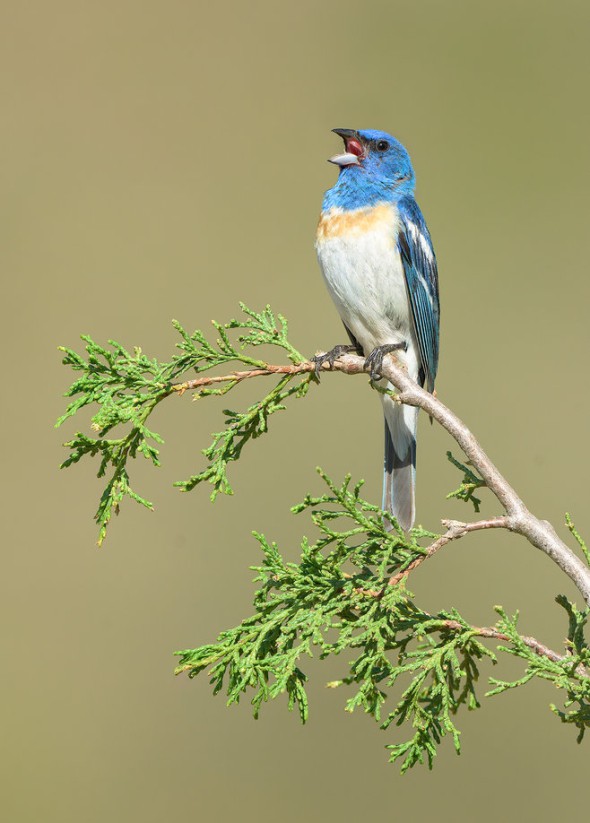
3, 1, 590, 820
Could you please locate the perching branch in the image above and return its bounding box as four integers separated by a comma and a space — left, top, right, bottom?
338, 351, 590, 608
167, 351, 590, 607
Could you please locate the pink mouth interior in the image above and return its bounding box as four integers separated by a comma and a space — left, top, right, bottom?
346, 138, 364, 157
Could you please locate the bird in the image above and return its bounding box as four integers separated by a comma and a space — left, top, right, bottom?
314, 128, 440, 531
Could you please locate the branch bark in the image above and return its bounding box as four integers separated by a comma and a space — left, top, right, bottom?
323, 352, 590, 607
441, 620, 579, 668
171, 352, 590, 606
170, 363, 311, 394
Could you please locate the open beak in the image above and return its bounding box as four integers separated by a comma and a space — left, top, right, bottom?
329, 128, 364, 166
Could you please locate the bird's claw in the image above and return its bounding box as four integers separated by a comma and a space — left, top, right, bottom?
312, 344, 357, 379
364, 342, 407, 380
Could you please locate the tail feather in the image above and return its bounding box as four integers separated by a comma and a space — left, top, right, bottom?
382, 394, 417, 531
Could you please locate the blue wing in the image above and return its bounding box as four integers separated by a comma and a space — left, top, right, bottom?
396, 197, 440, 392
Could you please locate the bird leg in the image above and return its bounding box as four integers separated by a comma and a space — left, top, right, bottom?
312, 344, 359, 378
364, 342, 407, 381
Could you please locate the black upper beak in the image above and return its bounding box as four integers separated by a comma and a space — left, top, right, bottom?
332, 128, 361, 143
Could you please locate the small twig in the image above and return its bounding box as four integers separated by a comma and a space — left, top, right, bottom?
170, 363, 315, 395
387, 516, 509, 587
441, 620, 586, 672
352, 517, 508, 598
349, 588, 584, 672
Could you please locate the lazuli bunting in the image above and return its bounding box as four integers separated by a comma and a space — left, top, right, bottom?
315, 128, 440, 530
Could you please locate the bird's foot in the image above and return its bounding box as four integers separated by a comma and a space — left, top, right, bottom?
364, 342, 407, 381
312, 344, 358, 378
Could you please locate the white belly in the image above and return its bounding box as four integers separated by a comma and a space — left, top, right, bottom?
315, 204, 419, 380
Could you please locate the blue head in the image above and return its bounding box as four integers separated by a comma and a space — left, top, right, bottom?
322, 128, 416, 211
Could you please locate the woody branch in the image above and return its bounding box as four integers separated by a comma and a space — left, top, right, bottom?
170, 351, 590, 607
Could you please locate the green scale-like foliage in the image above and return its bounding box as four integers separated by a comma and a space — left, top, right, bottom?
57, 304, 590, 769
174, 471, 590, 771
57, 304, 310, 543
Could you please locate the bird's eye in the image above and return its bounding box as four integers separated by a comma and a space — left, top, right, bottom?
376, 140, 390, 152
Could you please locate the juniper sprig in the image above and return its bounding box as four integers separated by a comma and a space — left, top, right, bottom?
174, 470, 590, 772
57, 303, 590, 770
56, 304, 310, 544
